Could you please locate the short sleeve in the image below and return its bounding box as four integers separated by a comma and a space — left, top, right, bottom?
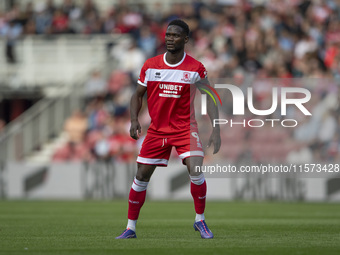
199, 62, 208, 79
194, 62, 208, 83
137, 62, 148, 87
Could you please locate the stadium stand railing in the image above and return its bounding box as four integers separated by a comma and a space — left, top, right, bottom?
0, 86, 81, 162
0, 34, 128, 163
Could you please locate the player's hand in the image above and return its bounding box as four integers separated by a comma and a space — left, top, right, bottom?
207, 129, 221, 154
130, 120, 141, 140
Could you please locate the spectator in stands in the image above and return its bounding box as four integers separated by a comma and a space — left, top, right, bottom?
86, 98, 110, 131
5, 3, 21, 21
81, 0, 101, 34
82, 0, 99, 18
107, 70, 131, 96
68, 4, 84, 33
117, 40, 146, 80
34, 3, 53, 34
108, 117, 136, 163
102, 7, 115, 34
45, 0, 57, 15
93, 132, 111, 161
18, 2, 34, 28
1, 19, 22, 64
84, 70, 107, 105
110, 87, 132, 117
138, 26, 157, 58
61, 0, 76, 16
53, 109, 91, 162
64, 110, 88, 144
83, 10, 103, 34
51, 9, 69, 33
52, 141, 91, 162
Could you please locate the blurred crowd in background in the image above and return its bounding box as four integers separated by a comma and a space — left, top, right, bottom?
1, 0, 340, 164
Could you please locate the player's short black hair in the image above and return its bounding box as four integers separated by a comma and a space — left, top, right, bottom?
168, 19, 190, 36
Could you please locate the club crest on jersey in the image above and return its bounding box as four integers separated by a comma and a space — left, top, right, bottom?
181, 72, 191, 82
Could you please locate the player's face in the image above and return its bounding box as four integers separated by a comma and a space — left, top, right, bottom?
165, 25, 188, 53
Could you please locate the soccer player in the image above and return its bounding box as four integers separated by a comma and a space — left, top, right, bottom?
116, 19, 221, 239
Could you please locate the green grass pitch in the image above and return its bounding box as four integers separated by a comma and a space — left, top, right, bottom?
0, 200, 340, 255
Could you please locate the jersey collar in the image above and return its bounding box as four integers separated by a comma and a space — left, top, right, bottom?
163, 52, 186, 67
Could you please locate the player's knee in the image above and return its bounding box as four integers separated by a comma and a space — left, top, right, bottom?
136, 172, 145, 182
135, 166, 154, 182
135, 174, 150, 182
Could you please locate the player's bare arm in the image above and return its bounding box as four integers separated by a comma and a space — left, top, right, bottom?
196, 78, 221, 154
207, 94, 221, 154
130, 84, 147, 140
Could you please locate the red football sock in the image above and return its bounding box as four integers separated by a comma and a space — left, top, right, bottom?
127, 178, 148, 220
127, 188, 146, 220
191, 180, 207, 214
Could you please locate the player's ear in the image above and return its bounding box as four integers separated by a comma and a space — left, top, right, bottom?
184, 35, 189, 44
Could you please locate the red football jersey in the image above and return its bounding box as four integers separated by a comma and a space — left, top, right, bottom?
138, 52, 207, 137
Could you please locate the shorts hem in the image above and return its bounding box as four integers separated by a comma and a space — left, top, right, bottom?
136, 161, 168, 167
137, 156, 169, 166
179, 151, 205, 159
